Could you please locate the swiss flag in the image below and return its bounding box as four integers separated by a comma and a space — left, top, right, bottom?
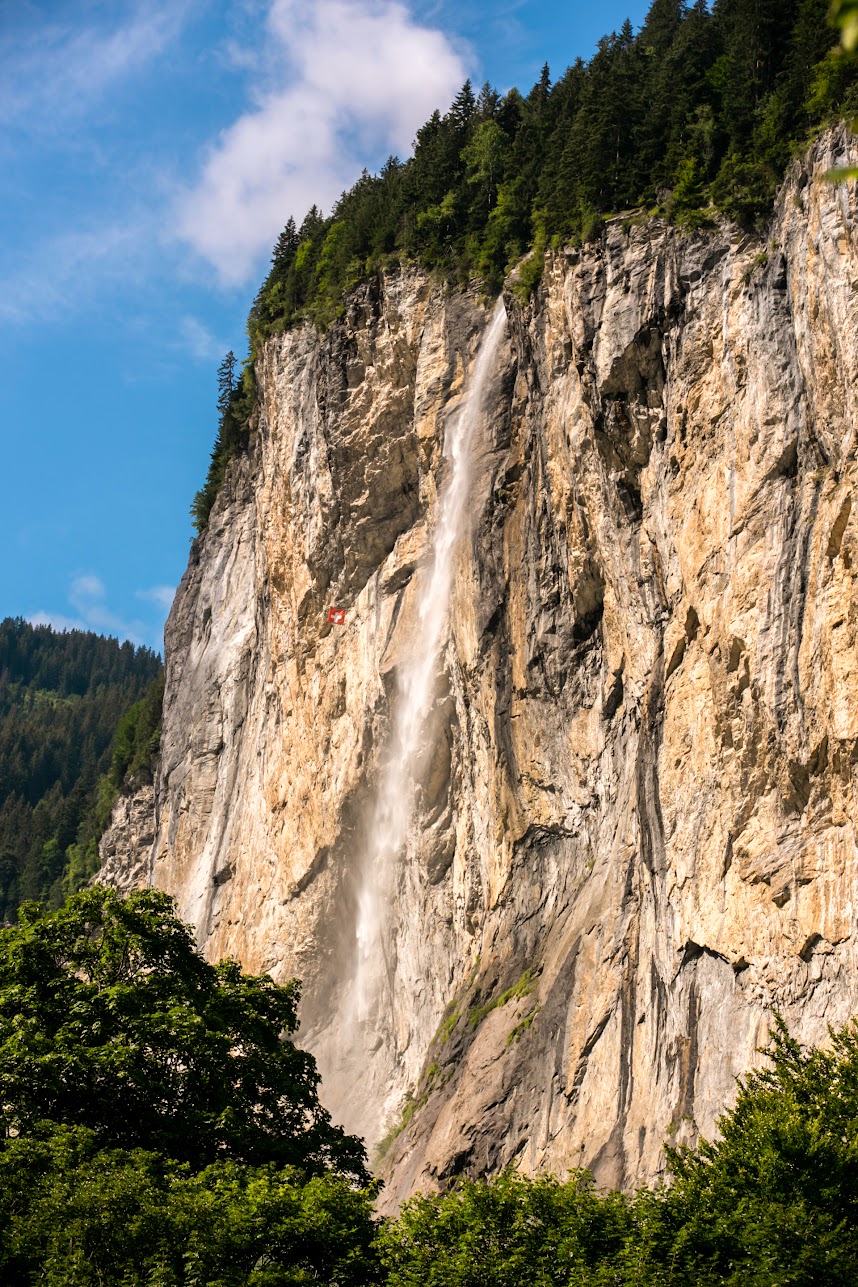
328, 607, 346, 625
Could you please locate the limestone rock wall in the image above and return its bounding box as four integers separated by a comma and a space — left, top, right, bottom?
103, 127, 858, 1205
98, 782, 155, 894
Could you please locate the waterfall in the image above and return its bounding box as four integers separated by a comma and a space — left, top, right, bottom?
353, 299, 507, 1025
314, 298, 507, 1146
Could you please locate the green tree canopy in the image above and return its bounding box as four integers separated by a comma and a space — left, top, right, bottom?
0, 888, 857, 1282
0, 886, 367, 1182
378, 1170, 633, 1286
0, 1128, 378, 1286
642, 1016, 858, 1283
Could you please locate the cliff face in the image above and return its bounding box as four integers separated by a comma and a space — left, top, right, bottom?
104, 128, 858, 1205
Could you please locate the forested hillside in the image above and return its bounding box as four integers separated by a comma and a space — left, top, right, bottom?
0, 619, 162, 920
193, 0, 856, 532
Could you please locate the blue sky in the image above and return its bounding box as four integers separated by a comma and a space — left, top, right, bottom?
0, 0, 651, 653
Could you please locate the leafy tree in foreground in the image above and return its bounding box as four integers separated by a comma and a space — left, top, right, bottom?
0, 887, 376, 1284
0, 1128, 377, 1286
0, 886, 367, 1180
638, 1016, 858, 1284
3, 887, 858, 1284
378, 1170, 632, 1286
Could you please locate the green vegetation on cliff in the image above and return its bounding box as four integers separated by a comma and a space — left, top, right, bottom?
192, 0, 857, 534
248, 0, 853, 345
191, 350, 257, 535
0, 618, 163, 919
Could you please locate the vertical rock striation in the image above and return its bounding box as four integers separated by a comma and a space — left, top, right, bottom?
104, 128, 858, 1204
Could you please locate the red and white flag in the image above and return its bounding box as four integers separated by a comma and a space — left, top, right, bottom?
328, 607, 346, 625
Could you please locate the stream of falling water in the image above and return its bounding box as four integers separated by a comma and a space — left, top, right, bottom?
354, 300, 507, 1024
321, 299, 507, 1142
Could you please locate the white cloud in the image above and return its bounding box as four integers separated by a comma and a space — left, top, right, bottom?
0, 221, 148, 325
66, 575, 147, 643
178, 316, 229, 363
0, 2, 189, 130
70, 575, 108, 604
28, 611, 90, 635
28, 605, 148, 647
0, 0, 468, 330
176, 0, 468, 284
136, 585, 177, 612
28, 574, 172, 652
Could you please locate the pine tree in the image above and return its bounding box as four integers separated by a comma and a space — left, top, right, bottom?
712, 0, 800, 151
476, 81, 500, 119
449, 79, 476, 132
638, 0, 718, 198
271, 217, 298, 275
641, 0, 685, 55
216, 351, 237, 421
298, 205, 324, 242
223, 0, 858, 520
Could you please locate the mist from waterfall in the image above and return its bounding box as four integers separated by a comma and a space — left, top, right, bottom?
313, 298, 507, 1146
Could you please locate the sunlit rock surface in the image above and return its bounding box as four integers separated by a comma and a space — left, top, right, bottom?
99, 782, 155, 893
102, 127, 858, 1208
